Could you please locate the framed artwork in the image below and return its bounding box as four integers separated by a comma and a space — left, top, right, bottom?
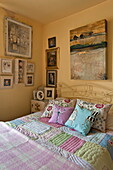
48, 37, 56, 48
0, 76, 13, 88
5, 17, 32, 58
27, 62, 35, 73
70, 19, 107, 80
46, 47, 60, 69
36, 90, 44, 100
0, 58, 13, 74
46, 70, 57, 87
44, 87, 55, 100
26, 74, 34, 86
15, 58, 27, 84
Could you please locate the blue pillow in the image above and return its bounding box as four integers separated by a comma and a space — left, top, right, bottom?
65, 104, 99, 136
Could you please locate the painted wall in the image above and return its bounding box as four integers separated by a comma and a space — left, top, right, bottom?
42, 0, 113, 90
0, 8, 43, 121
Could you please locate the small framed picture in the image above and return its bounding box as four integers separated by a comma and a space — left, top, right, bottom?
48, 37, 56, 48
15, 58, 27, 84
0, 76, 13, 88
44, 87, 55, 99
26, 74, 34, 86
27, 62, 35, 73
36, 90, 44, 100
46, 47, 60, 69
0, 58, 13, 74
46, 70, 57, 87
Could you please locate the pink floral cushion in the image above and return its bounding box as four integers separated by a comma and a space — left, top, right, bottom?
49, 105, 74, 125
41, 99, 76, 118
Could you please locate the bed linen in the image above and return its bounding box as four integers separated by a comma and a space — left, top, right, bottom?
6, 112, 113, 170
0, 121, 83, 170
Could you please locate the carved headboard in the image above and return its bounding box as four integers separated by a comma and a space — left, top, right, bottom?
57, 83, 113, 105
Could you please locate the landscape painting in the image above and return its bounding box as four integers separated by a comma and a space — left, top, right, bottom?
70, 19, 107, 80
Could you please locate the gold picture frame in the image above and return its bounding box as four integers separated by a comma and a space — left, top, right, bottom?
46, 47, 60, 69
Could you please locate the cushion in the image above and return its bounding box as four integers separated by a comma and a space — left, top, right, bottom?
106, 113, 113, 130
65, 103, 99, 136
77, 99, 112, 132
48, 105, 74, 125
41, 99, 76, 118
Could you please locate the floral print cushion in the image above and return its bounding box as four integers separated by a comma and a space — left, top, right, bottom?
77, 99, 112, 132
41, 99, 76, 118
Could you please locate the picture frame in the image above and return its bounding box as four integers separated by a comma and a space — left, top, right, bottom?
0, 76, 13, 89
26, 74, 34, 86
15, 58, 27, 84
0, 58, 13, 74
46, 70, 57, 87
5, 17, 32, 59
27, 62, 35, 73
36, 90, 44, 100
48, 37, 56, 48
44, 87, 55, 100
46, 47, 60, 69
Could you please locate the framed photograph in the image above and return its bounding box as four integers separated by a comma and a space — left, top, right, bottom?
26, 74, 34, 86
0, 76, 13, 89
0, 58, 13, 74
5, 17, 32, 58
15, 59, 27, 84
48, 37, 56, 48
36, 90, 44, 100
46, 70, 57, 87
27, 62, 35, 73
46, 47, 60, 69
44, 87, 55, 100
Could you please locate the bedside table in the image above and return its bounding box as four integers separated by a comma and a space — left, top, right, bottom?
31, 100, 48, 113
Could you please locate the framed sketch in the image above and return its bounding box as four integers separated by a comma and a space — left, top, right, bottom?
26, 74, 34, 86
44, 87, 55, 100
5, 17, 32, 58
46, 47, 60, 69
15, 58, 27, 84
36, 90, 44, 100
48, 37, 56, 48
0, 58, 13, 74
27, 62, 34, 73
0, 76, 13, 88
46, 70, 57, 87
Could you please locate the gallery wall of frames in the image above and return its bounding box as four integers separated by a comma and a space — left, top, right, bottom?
0, 17, 34, 89
0, 58, 35, 88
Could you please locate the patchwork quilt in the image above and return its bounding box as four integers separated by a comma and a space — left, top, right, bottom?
6, 112, 113, 170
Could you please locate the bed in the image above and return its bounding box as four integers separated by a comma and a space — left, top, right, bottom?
1, 83, 113, 170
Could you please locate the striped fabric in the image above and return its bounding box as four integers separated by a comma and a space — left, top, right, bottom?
60, 136, 85, 153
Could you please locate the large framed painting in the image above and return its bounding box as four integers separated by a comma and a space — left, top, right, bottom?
5, 17, 32, 58
70, 19, 107, 80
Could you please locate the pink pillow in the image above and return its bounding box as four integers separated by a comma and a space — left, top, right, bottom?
48, 105, 74, 125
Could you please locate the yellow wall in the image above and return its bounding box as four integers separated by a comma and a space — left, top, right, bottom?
42, 0, 113, 89
0, 8, 43, 121
1, 0, 113, 121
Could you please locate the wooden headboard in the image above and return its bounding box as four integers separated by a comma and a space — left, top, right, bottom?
57, 83, 113, 105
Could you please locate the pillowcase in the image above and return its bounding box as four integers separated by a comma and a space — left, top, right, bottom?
77, 99, 112, 132
65, 104, 99, 136
49, 105, 74, 125
41, 99, 76, 118
106, 113, 113, 130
